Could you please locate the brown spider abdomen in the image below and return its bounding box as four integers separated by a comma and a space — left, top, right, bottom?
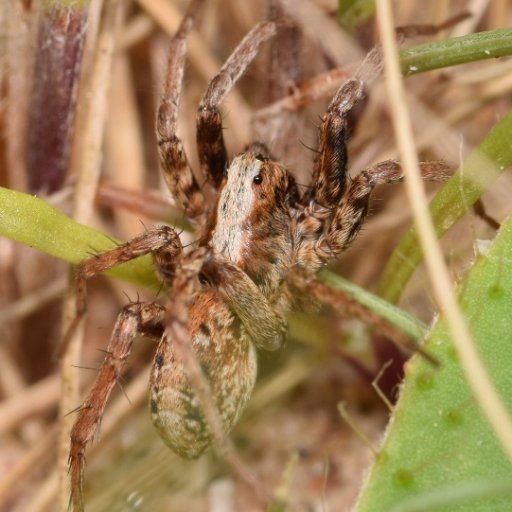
149, 289, 257, 459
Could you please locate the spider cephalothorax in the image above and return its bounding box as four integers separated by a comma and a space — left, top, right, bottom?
68, 1, 450, 509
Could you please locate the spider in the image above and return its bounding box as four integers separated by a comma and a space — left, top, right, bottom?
68, 0, 451, 508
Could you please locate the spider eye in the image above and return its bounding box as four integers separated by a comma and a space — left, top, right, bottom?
253, 174, 263, 185
254, 153, 265, 161
198, 272, 211, 287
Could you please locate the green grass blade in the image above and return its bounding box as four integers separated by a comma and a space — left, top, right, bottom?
319, 270, 427, 340
400, 28, 512, 76
378, 110, 512, 303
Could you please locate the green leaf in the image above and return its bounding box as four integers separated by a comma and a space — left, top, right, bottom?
338, 0, 375, 31
0, 187, 158, 289
356, 214, 512, 512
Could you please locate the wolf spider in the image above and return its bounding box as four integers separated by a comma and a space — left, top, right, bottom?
68, 0, 451, 508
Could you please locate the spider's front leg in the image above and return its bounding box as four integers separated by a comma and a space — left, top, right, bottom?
73, 226, 182, 320
309, 78, 363, 210
300, 77, 452, 264
157, 0, 206, 222
323, 159, 452, 257
196, 19, 280, 189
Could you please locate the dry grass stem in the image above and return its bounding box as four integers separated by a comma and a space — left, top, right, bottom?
0, 374, 60, 437
58, 1, 123, 509
0, 277, 67, 325
106, 53, 146, 238
0, 428, 57, 505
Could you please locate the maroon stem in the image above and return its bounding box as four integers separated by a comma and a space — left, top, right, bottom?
26, 4, 88, 193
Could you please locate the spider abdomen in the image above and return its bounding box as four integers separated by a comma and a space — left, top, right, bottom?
149, 289, 257, 459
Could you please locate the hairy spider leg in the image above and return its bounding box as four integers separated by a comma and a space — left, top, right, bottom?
309, 78, 363, 210
69, 301, 165, 512
74, 227, 183, 317
292, 78, 365, 271
197, 20, 280, 189
68, 227, 182, 509
288, 270, 438, 365
60, 226, 182, 358
323, 159, 453, 257
297, 76, 452, 266
156, 0, 207, 223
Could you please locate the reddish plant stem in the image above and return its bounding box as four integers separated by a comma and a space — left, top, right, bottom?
27, 3, 89, 193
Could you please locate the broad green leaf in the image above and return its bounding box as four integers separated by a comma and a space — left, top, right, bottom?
356, 214, 512, 512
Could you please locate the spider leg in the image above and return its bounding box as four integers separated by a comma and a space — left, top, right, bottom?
61, 225, 181, 357
157, 251, 276, 504
288, 270, 438, 366
67, 227, 181, 508
309, 78, 365, 209
197, 19, 280, 189
74, 226, 182, 320
156, 0, 207, 222
200, 255, 288, 351
69, 301, 165, 512
321, 159, 452, 258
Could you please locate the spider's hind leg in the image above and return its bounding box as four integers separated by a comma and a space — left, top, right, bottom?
69, 301, 165, 511
289, 269, 438, 366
